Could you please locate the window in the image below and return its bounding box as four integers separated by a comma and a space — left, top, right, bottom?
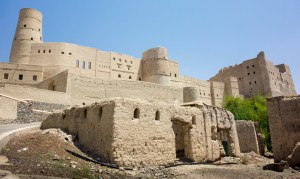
88, 62, 91, 69
84, 109, 87, 118
38, 50, 40, 53
99, 107, 103, 120
129, 76, 132, 79
253, 71, 256, 74
118, 74, 121, 78
119, 59, 121, 62
255, 81, 257, 84
69, 53, 72, 55
49, 50, 51, 53
247, 66, 249, 69
192, 115, 196, 125
39, 29, 41, 31
82, 61, 85, 69
249, 82, 252, 85
174, 74, 177, 77
4, 73, 8, 79
43, 50, 46, 53
24, 24, 26, 27
113, 57, 116, 61
40, 36, 42, 40
33, 75, 37, 81
130, 61, 133, 64
134, 108, 140, 119
125, 60, 127, 63
19, 74, 23, 80
248, 73, 250, 75
31, 38, 33, 41
76, 60, 79, 67
61, 52, 65, 54
252, 65, 255, 67
139, 77, 141, 81
155, 110, 160, 121
127, 65, 131, 70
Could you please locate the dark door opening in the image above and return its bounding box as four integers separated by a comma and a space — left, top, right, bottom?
172, 120, 188, 160
222, 141, 229, 156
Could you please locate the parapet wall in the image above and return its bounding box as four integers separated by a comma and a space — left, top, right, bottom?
267, 96, 300, 162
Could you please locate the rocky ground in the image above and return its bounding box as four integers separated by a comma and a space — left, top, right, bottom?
0, 128, 299, 179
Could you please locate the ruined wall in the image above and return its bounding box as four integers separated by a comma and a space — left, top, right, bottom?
235, 120, 259, 154
267, 96, 300, 162
42, 98, 240, 167
0, 96, 18, 123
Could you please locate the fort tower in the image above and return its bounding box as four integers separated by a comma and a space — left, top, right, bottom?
141, 47, 171, 86
10, 8, 43, 64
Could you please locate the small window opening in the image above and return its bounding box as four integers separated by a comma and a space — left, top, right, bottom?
255, 81, 257, 84
253, 71, 256, 74
252, 65, 255, 67
88, 62, 91, 69
62, 114, 66, 119
76, 60, 79, 67
61, 52, 65, 54
118, 74, 121, 78
155, 110, 160, 121
99, 107, 103, 120
129, 76, 132, 79
249, 82, 252, 85
69, 53, 72, 55
43, 50, 46, 53
4, 73, 9, 79
24, 24, 26, 27
31, 38, 33, 41
82, 61, 85, 69
247, 66, 249, 69
49, 50, 51, 53
84, 109, 87, 118
130, 61, 133, 64
192, 115, 196, 125
113, 57, 116, 61
14, 37, 17, 40
134, 108, 140, 119
38, 50, 40, 53
119, 59, 121, 62
174, 74, 177, 77
33, 75, 37, 81
19, 74, 23, 80
40, 36, 42, 40
248, 73, 250, 75
139, 77, 141, 81
39, 29, 41, 31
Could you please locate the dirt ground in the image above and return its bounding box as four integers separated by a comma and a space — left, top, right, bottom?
0, 128, 299, 179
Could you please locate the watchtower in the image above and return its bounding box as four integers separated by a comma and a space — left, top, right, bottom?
141, 47, 171, 86
9, 8, 43, 64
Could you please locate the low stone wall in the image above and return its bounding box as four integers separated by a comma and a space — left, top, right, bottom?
16, 101, 69, 123
267, 96, 300, 163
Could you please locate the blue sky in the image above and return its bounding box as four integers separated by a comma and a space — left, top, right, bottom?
0, 1, 299, 93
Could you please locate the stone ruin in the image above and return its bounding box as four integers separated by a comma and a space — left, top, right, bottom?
41, 98, 240, 167
267, 96, 300, 167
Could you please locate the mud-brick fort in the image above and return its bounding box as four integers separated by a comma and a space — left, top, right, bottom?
0, 8, 296, 115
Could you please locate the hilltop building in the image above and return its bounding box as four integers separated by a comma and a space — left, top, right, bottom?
0, 8, 297, 123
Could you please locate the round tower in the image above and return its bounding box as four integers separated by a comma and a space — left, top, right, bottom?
9, 8, 43, 64
141, 47, 171, 86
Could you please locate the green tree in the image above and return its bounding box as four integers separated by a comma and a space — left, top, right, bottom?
223, 95, 271, 151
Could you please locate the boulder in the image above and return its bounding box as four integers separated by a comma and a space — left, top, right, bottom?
287, 142, 300, 168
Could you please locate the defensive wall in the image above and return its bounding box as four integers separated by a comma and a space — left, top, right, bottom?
41, 98, 240, 167
267, 96, 300, 164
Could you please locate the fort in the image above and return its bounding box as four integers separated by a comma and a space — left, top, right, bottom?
0, 8, 296, 121
0, 7, 299, 171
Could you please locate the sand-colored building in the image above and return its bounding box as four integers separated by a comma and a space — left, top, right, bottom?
0, 8, 296, 122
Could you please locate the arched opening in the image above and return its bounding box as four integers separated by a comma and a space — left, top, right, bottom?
134, 108, 140, 119
31, 38, 33, 41
99, 107, 103, 120
155, 110, 160, 121
82, 61, 85, 69
84, 109, 87, 119
76, 60, 79, 67
118, 74, 121, 78
192, 115, 196, 125
24, 24, 26, 27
